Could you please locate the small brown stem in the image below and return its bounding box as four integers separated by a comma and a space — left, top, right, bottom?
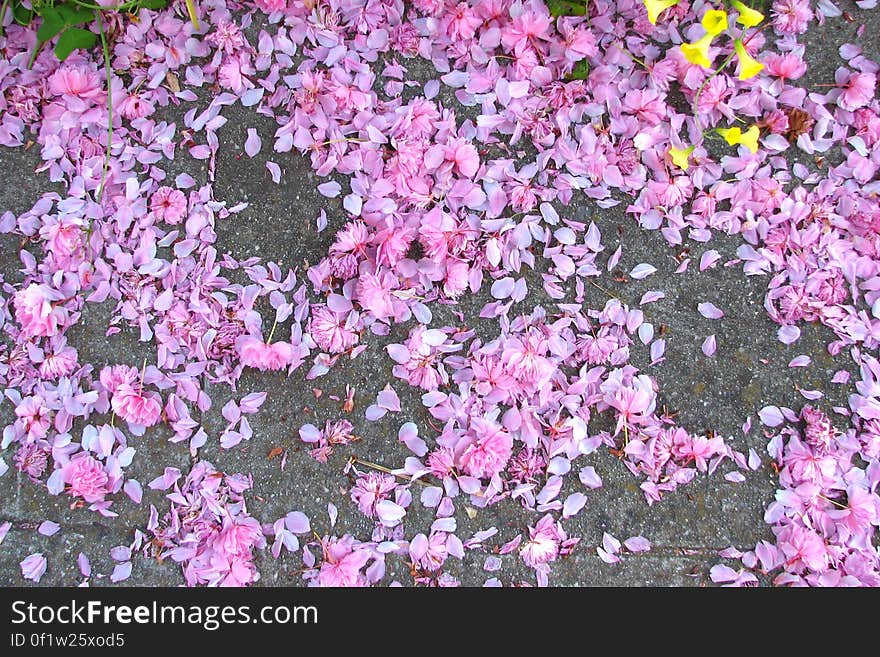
348, 456, 431, 487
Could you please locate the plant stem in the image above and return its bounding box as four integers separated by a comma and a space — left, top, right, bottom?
614, 43, 648, 70
348, 456, 430, 487
693, 50, 737, 130
69, 0, 140, 10
70, 0, 140, 10
0, 0, 10, 39
27, 38, 43, 69
96, 11, 113, 205
692, 24, 769, 132
185, 0, 199, 30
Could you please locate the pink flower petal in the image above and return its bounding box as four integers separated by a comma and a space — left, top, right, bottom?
697, 302, 724, 319
245, 128, 262, 157
629, 263, 657, 280
758, 405, 785, 427
38, 520, 60, 536
702, 334, 717, 357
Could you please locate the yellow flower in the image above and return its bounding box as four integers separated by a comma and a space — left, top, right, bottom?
716, 127, 743, 146
701, 9, 729, 36
734, 39, 764, 80
739, 125, 760, 153
669, 145, 695, 170
681, 33, 715, 69
730, 0, 764, 28
716, 125, 761, 153
643, 0, 681, 25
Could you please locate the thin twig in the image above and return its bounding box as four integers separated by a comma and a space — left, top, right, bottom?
348, 455, 431, 487
96, 12, 113, 205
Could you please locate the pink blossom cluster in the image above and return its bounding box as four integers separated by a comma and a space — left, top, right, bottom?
713, 405, 880, 586
384, 300, 751, 511
147, 461, 266, 587
298, 419, 358, 462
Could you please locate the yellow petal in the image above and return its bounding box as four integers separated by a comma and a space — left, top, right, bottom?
644, 0, 681, 25
716, 127, 743, 146
730, 0, 764, 28
701, 9, 729, 36
734, 40, 764, 80
740, 125, 760, 153
681, 34, 715, 69
669, 146, 694, 170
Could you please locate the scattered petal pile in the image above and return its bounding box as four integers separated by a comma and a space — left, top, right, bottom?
1, 0, 878, 586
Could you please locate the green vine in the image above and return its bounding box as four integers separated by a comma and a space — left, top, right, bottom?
0, 0, 194, 206
0, 0, 173, 67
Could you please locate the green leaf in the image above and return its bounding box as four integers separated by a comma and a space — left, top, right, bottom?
140, 0, 170, 8
567, 59, 590, 80
546, 0, 587, 17
55, 4, 95, 26
53, 27, 97, 61
13, 4, 35, 26
36, 7, 64, 41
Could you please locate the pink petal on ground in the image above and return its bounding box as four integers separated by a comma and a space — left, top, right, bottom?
484, 556, 502, 572
777, 325, 800, 344
748, 448, 761, 470
639, 290, 665, 305
709, 564, 740, 583
420, 486, 443, 507
650, 339, 666, 363
317, 181, 341, 198
603, 532, 622, 554
298, 424, 321, 443
491, 277, 515, 299
699, 250, 721, 271
579, 466, 603, 489
596, 547, 621, 564
702, 334, 717, 357
607, 246, 622, 271
239, 392, 267, 413
244, 128, 262, 157
562, 493, 588, 518
148, 467, 181, 490
110, 562, 132, 583
285, 512, 311, 534
831, 370, 850, 384
629, 263, 657, 280
376, 500, 406, 527
377, 386, 401, 412
38, 521, 60, 536
399, 422, 428, 457
20, 553, 47, 582
623, 536, 651, 552
266, 161, 282, 183
77, 553, 91, 578
327, 503, 338, 527
788, 355, 811, 367
758, 405, 785, 427
365, 404, 387, 421
386, 344, 410, 363
698, 302, 724, 319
